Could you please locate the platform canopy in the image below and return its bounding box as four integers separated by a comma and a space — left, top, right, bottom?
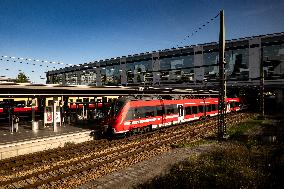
0, 83, 219, 97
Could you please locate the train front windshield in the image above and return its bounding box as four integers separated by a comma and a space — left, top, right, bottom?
114, 100, 125, 116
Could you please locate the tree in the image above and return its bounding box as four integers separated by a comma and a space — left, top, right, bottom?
16, 72, 29, 83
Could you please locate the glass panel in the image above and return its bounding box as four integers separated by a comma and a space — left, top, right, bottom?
263, 44, 284, 79
198, 105, 204, 113
106, 66, 115, 85
185, 106, 192, 115
126, 63, 134, 84
225, 48, 249, 81
204, 52, 218, 81
66, 72, 78, 85
192, 106, 198, 114
134, 60, 152, 85
81, 70, 96, 85
101, 68, 106, 85
160, 55, 194, 84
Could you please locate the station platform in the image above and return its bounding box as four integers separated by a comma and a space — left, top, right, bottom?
0, 121, 96, 160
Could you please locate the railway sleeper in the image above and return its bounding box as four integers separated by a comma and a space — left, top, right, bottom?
11, 182, 22, 189
25, 178, 34, 185
59, 168, 68, 174
50, 181, 57, 187
38, 174, 48, 180
72, 174, 79, 178
49, 171, 57, 177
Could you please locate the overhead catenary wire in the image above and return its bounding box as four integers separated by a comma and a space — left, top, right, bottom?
0, 55, 72, 66
0, 55, 68, 80
175, 12, 220, 47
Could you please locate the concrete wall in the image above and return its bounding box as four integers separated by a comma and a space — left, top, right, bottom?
96, 61, 102, 86
120, 57, 127, 85
0, 131, 93, 160
249, 38, 261, 80
194, 46, 204, 81
152, 52, 160, 85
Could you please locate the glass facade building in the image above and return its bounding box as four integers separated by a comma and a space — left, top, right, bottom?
47, 32, 284, 87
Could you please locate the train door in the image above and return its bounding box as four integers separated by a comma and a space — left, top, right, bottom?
226, 102, 230, 113
158, 100, 165, 128
177, 104, 184, 123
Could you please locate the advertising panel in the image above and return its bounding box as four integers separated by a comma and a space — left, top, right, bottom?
44, 106, 61, 124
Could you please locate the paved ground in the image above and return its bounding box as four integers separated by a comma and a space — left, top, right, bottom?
0, 121, 95, 145
76, 145, 213, 189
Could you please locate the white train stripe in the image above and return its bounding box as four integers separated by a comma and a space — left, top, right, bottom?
185, 102, 196, 105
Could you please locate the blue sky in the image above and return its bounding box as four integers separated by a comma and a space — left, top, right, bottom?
0, 0, 284, 83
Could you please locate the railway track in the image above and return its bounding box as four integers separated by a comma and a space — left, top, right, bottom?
0, 112, 255, 189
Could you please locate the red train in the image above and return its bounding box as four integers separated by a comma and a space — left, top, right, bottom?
0, 97, 111, 120
107, 97, 241, 135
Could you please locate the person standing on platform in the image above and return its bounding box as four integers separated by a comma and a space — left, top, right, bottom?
13, 115, 19, 132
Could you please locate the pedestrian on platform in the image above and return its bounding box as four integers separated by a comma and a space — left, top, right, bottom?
13, 115, 19, 132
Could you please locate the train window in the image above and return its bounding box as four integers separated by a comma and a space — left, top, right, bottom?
206, 105, 211, 112
128, 107, 146, 120
198, 105, 204, 113
27, 100, 32, 107
125, 108, 134, 121
135, 107, 145, 119
144, 106, 155, 118
236, 102, 239, 107
132, 108, 139, 119
211, 104, 216, 111
145, 111, 154, 117
192, 106, 198, 114
173, 106, 178, 114
114, 100, 125, 116
185, 106, 192, 115
0, 102, 5, 108
15, 101, 26, 107
83, 98, 88, 102
70, 99, 75, 105
157, 106, 164, 116
166, 108, 175, 115
132, 108, 137, 119
76, 99, 82, 102
48, 100, 53, 106
102, 97, 108, 103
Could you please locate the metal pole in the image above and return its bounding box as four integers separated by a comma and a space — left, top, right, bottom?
32, 98, 36, 131
218, 10, 227, 139
260, 47, 264, 118
9, 108, 13, 133
53, 97, 57, 132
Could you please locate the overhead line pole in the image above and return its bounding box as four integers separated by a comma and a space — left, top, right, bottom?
218, 10, 227, 139
260, 47, 265, 118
